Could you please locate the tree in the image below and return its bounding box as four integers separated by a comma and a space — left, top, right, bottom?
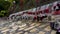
0, 0, 11, 10
0, 0, 11, 17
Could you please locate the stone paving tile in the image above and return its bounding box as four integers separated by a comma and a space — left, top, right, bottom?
3, 32, 6, 34
24, 32, 28, 34
24, 26, 35, 31
38, 31, 46, 34
0, 27, 7, 30
16, 31, 23, 34
18, 24, 26, 28
44, 26, 51, 32
1, 29, 9, 33
51, 30, 56, 34
38, 23, 49, 28
0, 21, 56, 34
30, 23, 37, 26
24, 23, 40, 31
30, 28, 38, 33
19, 27, 27, 31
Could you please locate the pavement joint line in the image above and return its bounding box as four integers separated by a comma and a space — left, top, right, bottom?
8, 22, 31, 31
27, 23, 49, 31
1, 29, 10, 33
24, 23, 40, 31
40, 24, 50, 29
42, 29, 52, 32
19, 27, 27, 31
44, 26, 52, 31
36, 23, 48, 28
18, 24, 31, 30
18, 22, 38, 31
36, 24, 49, 29
0, 20, 56, 34
51, 30, 56, 34
0, 27, 9, 31
26, 24, 42, 31
38, 23, 49, 28
34, 23, 50, 31
45, 30, 52, 34
18, 24, 26, 28
30, 23, 38, 26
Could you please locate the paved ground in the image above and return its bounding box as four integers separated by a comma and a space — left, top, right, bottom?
0, 20, 56, 34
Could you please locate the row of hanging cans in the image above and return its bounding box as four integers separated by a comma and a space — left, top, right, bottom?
9, 1, 60, 21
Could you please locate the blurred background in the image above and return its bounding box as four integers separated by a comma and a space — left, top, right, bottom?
0, 0, 59, 17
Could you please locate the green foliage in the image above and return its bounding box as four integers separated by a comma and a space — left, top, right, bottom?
0, 1, 11, 10
0, 0, 12, 17
14, 0, 19, 4
0, 10, 9, 17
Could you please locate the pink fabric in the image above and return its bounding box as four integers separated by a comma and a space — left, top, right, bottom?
32, 12, 34, 14
34, 16, 37, 19
38, 11, 42, 13
44, 8, 49, 13
53, 10, 60, 15
27, 12, 32, 14
35, 12, 39, 15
